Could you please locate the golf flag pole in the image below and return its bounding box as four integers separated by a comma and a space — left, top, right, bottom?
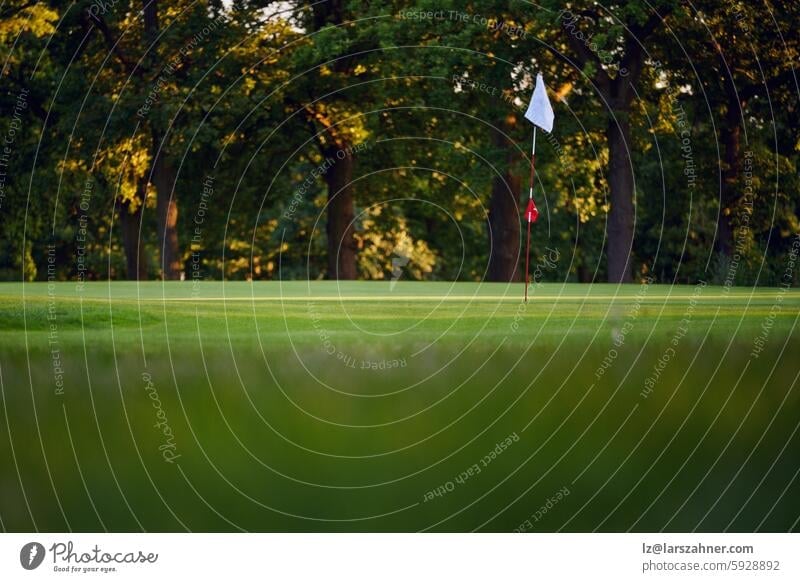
522, 73, 554, 302
524, 127, 537, 303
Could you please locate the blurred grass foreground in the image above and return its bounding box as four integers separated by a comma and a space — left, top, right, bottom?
0, 281, 798, 532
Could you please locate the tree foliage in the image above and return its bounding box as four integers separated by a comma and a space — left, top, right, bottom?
1, 0, 797, 285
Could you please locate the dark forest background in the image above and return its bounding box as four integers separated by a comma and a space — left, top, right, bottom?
1, 0, 798, 285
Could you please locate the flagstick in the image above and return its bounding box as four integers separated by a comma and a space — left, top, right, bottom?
524, 126, 537, 303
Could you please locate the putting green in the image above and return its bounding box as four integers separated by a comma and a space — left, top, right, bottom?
0, 282, 798, 532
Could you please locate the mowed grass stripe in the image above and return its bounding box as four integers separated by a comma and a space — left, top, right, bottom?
2, 281, 791, 301
146, 293, 797, 302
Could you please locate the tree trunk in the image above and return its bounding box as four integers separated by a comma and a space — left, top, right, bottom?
312, 0, 345, 28
487, 116, 521, 282
143, 0, 158, 43
119, 177, 147, 280
716, 101, 741, 256
606, 113, 635, 283
141, 1, 180, 279
309, 0, 356, 280
324, 145, 357, 280
152, 136, 182, 280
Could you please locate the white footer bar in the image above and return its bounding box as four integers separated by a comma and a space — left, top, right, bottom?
1, 533, 797, 581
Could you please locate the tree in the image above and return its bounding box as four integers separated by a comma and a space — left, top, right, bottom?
141, 0, 181, 279
287, 0, 368, 280
539, 1, 676, 282
690, 1, 800, 260
73, 0, 229, 280
0, 1, 59, 280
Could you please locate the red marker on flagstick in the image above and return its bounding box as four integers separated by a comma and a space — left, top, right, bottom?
522, 73, 554, 303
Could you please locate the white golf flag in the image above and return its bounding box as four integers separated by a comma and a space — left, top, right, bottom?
524, 73, 554, 132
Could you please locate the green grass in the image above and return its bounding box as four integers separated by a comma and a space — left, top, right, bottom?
1, 281, 799, 532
